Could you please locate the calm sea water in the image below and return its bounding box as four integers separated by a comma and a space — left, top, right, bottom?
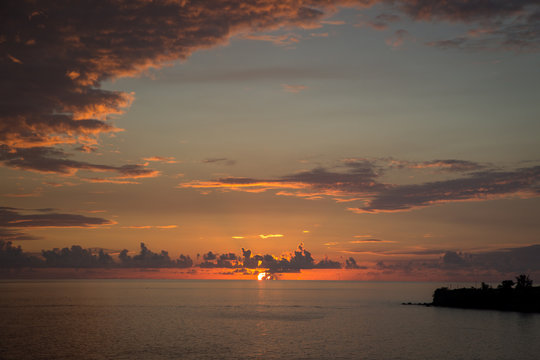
0, 280, 539, 360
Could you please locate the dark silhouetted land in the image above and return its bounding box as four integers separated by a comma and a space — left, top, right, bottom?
431, 275, 540, 313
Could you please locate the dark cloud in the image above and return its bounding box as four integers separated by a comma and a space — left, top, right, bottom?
118, 242, 193, 268
198, 251, 239, 268
0, 145, 159, 178
359, 13, 401, 30
203, 251, 217, 261
2, 240, 539, 279
181, 159, 385, 199
42, 245, 114, 267
472, 245, 540, 273
0, 0, 339, 152
442, 251, 467, 267
386, 28, 411, 47
202, 158, 236, 166
406, 0, 540, 52
392, 0, 538, 22
2, 0, 536, 161
352, 165, 540, 213
0, 229, 41, 241
373, 245, 540, 278
314, 257, 342, 269
426, 21, 540, 52
0, 206, 114, 228
217, 253, 238, 268
345, 257, 366, 269
240, 243, 340, 272
75, 145, 98, 153
182, 159, 539, 213
390, 159, 485, 172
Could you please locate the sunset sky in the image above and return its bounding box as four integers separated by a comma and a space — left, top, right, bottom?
1, 0, 539, 280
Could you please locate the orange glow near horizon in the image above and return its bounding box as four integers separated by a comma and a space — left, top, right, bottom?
1, 267, 524, 282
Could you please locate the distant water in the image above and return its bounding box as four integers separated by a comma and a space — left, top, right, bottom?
1, 280, 539, 360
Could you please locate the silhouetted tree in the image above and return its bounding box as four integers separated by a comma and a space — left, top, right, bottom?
498, 279, 515, 290
515, 274, 533, 289
0, 240, 39, 267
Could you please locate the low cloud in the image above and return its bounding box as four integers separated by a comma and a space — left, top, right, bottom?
259, 234, 284, 239
390, 159, 484, 172
0, 207, 114, 228
281, 84, 308, 93
351, 166, 540, 213
202, 158, 236, 166
0, 229, 41, 241
243, 33, 301, 46
357, 13, 401, 31
118, 243, 192, 268
0, 207, 114, 251
345, 257, 367, 269
2, 240, 539, 280
121, 225, 177, 230
349, 239, 395, 243
75, 145, 98, 153
385, 29, 412, 48
374, 245, 540, 279
241, 243, 341, 272
143, 156, 177, 164
181, 158, 540, 213
0, 145, 159, 179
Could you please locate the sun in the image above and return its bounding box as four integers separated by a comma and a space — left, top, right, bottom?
258, 272, 267, 281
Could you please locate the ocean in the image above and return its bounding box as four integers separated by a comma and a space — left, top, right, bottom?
1, 280, 539, 359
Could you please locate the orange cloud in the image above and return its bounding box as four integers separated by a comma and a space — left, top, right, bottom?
121, 225, 177, 230
181, 159, 540, 214
281, 84, 308, 93
82, 178, 140, 185
143, 156, 178, 164
156, 225, 178, 229
243, 33, 301, 46
259, 234, 284, 239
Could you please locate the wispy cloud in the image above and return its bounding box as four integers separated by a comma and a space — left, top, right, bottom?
0, 207, 114, 229
281, 84, 308, 93
385, 29, 412, 48
121, 225, 177, 230
356, 13, 401, 31
201, 158, 236, 166
349, 239, 395, 244
181, 158, 540, 213
259, 234, 284, 239
0, 146, 159, 179
143, 156, 178, 164
243, 33, 301, 46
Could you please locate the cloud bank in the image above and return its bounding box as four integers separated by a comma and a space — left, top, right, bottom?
181, 158, 540, 213
2, 240, 539, 281
2, 0, 538, 163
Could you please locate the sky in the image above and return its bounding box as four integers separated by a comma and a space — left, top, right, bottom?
1, 0, 539, 280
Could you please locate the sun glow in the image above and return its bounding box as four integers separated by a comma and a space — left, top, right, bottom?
258, 272, 267, 280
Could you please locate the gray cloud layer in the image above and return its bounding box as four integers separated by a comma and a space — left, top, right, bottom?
0, 207, 114, 228
181, 159, 540, 213
2, 0, 538, 155
0, 145, 159, 178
